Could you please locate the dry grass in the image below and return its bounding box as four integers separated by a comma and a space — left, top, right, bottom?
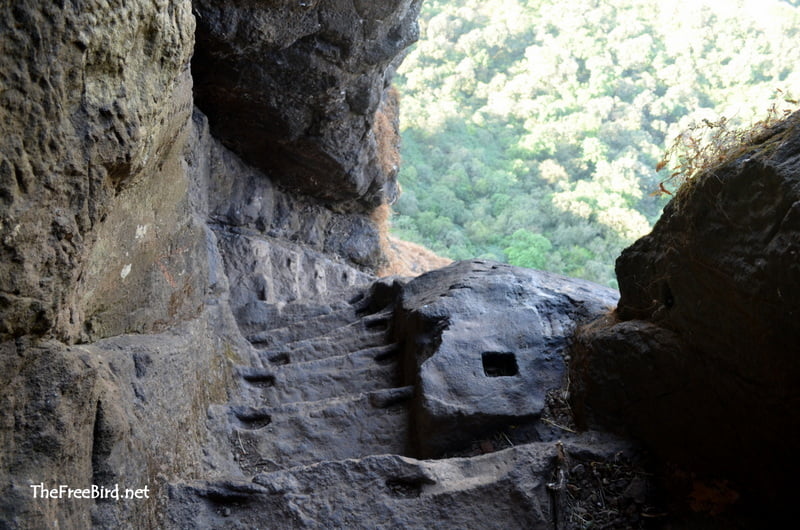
371, 201, 392, 262
655, 90, 799, 196
372, 202, 453, 276
374, 86, 401, 181
370, 86, 452, 277
379, 234, 453, 277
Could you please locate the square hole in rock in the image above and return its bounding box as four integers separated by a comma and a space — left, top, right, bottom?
482, 352, 519, 377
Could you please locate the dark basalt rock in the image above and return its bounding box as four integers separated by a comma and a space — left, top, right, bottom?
1, 2, 410, 526
571, 112, 800, 509
192, 0, 422, 211
167, 436, 636, 530
393, 260, 619, 458
5, 0, 798, 526
0, 1, 195, 341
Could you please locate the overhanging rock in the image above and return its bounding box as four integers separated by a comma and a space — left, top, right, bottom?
192, 0, 422, 210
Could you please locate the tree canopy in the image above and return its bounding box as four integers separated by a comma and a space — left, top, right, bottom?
391, 0, 800, 286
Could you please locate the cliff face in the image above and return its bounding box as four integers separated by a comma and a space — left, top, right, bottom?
0, 1, 195, 340
192, 0, 420, 210
2, 1, 798, 528
0, 1, 420, 527
0, 0, 415, 344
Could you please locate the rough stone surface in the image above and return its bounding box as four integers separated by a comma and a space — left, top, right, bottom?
157, 261, 633, 529
0, 0, 195, 341
199, 110, 384, 269
166, 431, 643, 529
0, 307, 250, 529
192, 0, 422, 210
393, 260, 619, 458
571, 112, 800, 508
194, 285, 411, 477
216, 231, 374, 332
2, 1, 415, 527
75, 121, 210, 342
7, 0, 795, 526
166, 443, 563, 529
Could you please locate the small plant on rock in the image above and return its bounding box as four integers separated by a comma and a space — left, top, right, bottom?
654, 90, 800, 196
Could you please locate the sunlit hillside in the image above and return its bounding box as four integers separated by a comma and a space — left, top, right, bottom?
391, 0, 800, 286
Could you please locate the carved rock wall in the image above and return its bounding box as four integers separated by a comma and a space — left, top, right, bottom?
392, 260, 618, 458
1, 0, 418, 527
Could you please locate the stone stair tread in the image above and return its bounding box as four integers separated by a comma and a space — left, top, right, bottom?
256, 327, 392, 365
247, 308, 392, 347
237, 345, 401, 406
244, 305, 361, 348
258, 365, 400, 407
232, 385, 414, 421
234, 287, 368, 335
260, 342, 399, 375
234, 300, 344, 335
166, 442, 564, 529
228, 387, 414, 471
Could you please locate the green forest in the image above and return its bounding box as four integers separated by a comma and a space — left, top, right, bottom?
390, 0, 800, 287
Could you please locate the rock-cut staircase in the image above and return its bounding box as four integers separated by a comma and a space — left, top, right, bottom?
166, 276, 631, 529
220, 284, 414, 474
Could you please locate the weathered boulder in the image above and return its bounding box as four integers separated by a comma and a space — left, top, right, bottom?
571, 112, 800, 506
394, 260, 619, 458
0, 0, 195, 341
192, 0, 422, 210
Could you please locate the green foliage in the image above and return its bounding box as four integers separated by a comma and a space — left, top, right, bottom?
392, 0, 800, 286
504, 229, 552, 269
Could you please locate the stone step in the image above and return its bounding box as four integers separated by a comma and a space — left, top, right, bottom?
256, 324, 392, 366
244, 305, 362, 348
166, 441, 564, 529
236, 344, 401, 406
233, 288, 369, 335
218, 386, 413, 474
247, 308, 391, 347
